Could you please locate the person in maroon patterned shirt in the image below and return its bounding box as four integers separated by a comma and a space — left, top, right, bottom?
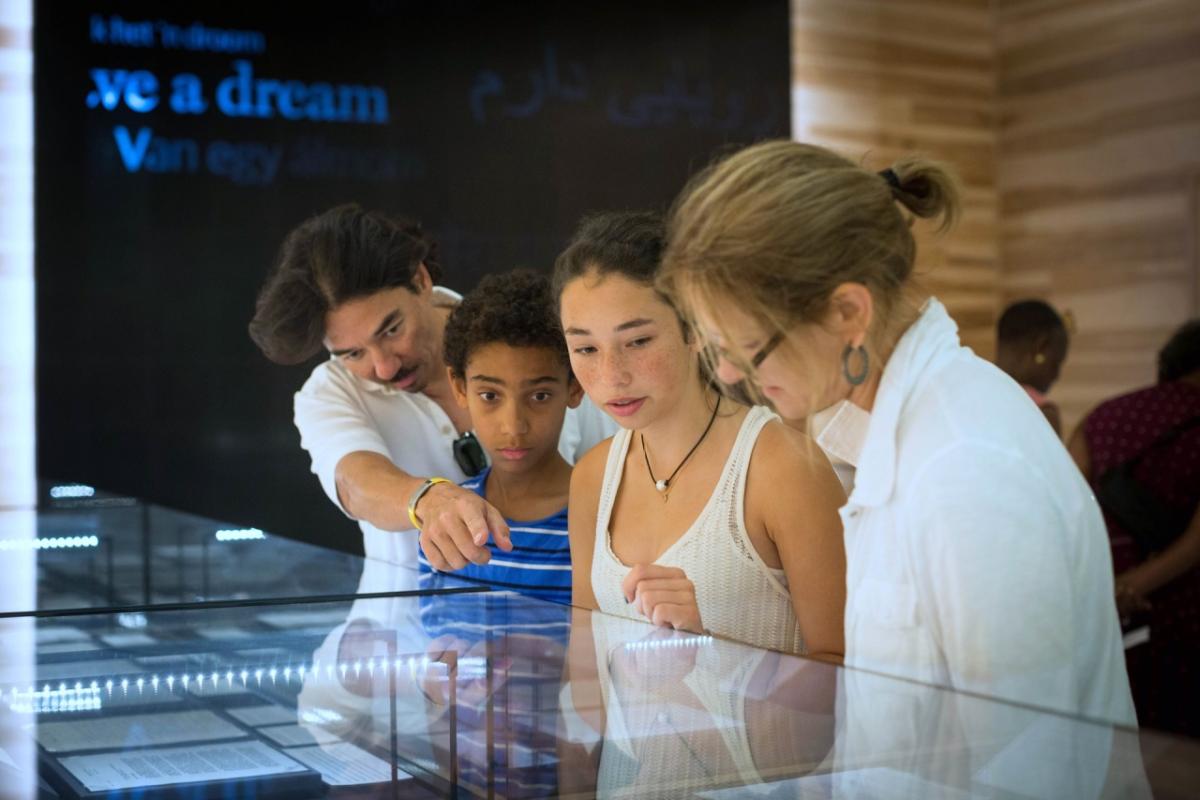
1068, 319, 1200, 737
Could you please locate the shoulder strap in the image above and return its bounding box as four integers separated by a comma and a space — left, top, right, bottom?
595, 428, 633, 536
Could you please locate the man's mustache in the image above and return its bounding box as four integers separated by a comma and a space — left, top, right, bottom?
386, 364, 418, 383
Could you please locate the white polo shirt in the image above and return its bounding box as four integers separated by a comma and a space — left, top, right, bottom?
834, 299, 1135, 726
294, 286, 617, 566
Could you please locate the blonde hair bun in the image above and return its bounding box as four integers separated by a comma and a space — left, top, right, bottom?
662, 140, 963, 332
886, 155, 961, 234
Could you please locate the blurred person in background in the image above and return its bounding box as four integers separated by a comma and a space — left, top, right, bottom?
1068, 319, 1200, 737
996, 299, 1071, 437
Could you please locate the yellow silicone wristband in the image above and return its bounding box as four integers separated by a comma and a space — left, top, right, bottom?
407, 477, 451, 530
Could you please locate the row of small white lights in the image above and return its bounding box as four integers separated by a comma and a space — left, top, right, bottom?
15, 636, 709, 707
0, 535, 98, 551
47, 486, 265, 544
0, 530, 264, 550
4, 655, 493, 714
11, 641, 712, 714
622, 634, 714, 651
19, 484, 99, 552
214, 528, 266, 542
49, 484, 96, 499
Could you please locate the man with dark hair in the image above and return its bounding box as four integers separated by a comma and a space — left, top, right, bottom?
249, 205, 615, 569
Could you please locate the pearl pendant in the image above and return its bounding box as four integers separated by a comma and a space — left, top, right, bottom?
655, 479, 668, 492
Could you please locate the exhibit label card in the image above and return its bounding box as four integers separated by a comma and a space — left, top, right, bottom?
226, 704, 295, 727
37, 641, 102, 654
258, 723, 341, 747
288, 742, 402, 786
99, 632, 160, 648
36, 626, 90, 644
38, 709, 246, 753
59, 740, 309, 792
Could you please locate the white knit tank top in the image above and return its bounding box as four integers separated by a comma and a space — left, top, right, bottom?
591, 405, 806, 655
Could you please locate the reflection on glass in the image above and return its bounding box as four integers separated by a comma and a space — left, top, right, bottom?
1, 552, 1198, 797
558, 605, 1164, 800
562, 611, 837, 798
299, 558, 457, 792
0, 511, 36, 799
3, 501, 414, 615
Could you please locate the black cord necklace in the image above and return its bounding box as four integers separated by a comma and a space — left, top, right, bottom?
641, 395, 721, 502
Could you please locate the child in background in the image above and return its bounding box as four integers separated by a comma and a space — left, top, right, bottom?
996, 299, 1071, 436
420, 269, 581, 604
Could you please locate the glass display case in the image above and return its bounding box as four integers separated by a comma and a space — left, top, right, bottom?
4, 489, 486, 617
2, 496, 1199, 797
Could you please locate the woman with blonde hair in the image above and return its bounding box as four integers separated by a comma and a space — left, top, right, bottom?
660, 140, 1135, 726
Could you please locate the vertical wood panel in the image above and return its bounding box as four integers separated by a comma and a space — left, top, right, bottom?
0, 2, 34, 510
997, 0, 1200, 433
793, 0, 1200, 434
791, 0, 1000, 358
0, 7, 38, 799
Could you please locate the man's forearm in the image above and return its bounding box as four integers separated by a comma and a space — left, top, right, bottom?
335, 453, 510, 569
334, 451, 426, 531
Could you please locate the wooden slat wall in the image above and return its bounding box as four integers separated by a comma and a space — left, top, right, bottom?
996, 0, 1200, 434
0, 0, 34, 510
790, 0, 1000, 358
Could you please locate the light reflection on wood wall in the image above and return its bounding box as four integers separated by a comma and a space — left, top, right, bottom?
996, 0, 1200, 433
790, 0, 1000, 359
791, 0, 1200, 435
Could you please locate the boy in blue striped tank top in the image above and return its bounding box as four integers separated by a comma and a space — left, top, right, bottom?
419, 270, 581, 604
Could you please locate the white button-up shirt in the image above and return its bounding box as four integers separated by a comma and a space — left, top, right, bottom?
832, 299, 1135, 726
293, 286, 617, 566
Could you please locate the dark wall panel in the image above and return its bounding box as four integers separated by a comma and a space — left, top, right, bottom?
35, 0, 790, 553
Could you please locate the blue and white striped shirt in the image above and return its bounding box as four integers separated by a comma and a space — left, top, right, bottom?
417, 468, 572, 605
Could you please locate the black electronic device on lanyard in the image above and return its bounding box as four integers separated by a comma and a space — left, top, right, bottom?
452, 432, 487, 478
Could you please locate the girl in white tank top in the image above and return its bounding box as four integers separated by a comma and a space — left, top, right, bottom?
592, 406, 806, 653
554, 211, 847, 659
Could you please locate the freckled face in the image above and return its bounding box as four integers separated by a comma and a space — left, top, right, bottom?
560, 271, 694, 429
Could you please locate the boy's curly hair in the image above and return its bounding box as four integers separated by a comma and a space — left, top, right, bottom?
444, 270, 570, 378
